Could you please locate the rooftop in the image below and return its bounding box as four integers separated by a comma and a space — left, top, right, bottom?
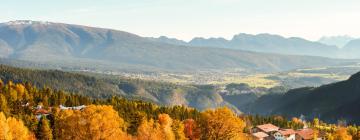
252, 132, 269, 138
34, 108, 50, 115
296, 129, 314, 140
278, 129, 296, 136
256, 123, 279, 133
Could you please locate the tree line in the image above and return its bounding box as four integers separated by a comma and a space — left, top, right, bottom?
0, 80, 248, 140
1, 79, 359, 140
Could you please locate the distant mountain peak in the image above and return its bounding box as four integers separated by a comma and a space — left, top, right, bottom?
318, 35, 355, 48
231, 33, 285, 41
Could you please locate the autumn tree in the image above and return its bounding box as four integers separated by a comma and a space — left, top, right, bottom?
199, 107, 246, 140
158, 114, 175, 140
333, 127, 352, 140
0, 94, 9, 116
55, 105, 131, 140
0, 79, 3, 88
38, 117, 53, 140
184, 119, 201, 140
0, 112, 33, 140
136, 114, 177, 140
0, 112, 10, 139
136, 119, 163, 140
313, 118, 320, 127
172, 120, 187, 140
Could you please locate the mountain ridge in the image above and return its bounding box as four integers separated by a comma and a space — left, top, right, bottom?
151, 33, 341, 58
0, 20, 354, 73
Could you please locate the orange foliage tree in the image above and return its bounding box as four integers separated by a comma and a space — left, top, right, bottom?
54, 105, 131, 140
136, 113, 181, 140
199, 107, 247, 140
0, 112, 34, 140
184, 119, 201, 140
334, 127, 352, 140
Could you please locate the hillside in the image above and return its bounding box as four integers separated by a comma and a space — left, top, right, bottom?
248, 71, 360, 124
0, 20, 353, 72
0, 64, 240, 112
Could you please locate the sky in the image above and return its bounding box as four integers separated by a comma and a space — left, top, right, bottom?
1, 0, 360, 41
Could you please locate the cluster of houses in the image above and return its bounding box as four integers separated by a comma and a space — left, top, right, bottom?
251, 123, 322, 140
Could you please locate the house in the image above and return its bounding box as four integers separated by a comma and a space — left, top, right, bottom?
33, 105, 50, 120
59, 105, 86, 110
252, 123, 280, 134
296, 129, 323, 140
273, 129, 296, 140
252, 132, 271, 140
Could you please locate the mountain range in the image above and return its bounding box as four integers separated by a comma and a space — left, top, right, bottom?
151, 34, 360, 59
151, 34, 340, 58
0, 20, 357, 73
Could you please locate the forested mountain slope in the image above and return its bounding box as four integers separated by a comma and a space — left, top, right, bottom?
249, 71, 360, 124
0, 64, 239, 112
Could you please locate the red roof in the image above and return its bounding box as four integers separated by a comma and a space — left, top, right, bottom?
278, 129, 296, 136
34, 109, 49, 115
252, 132, 269, 138
296, 129, 314, 140
256, 123, 279, 133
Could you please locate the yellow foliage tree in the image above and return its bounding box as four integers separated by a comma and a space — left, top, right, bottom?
136, 113, 178, 140
38, 117, 53, 140
0, 79, 3, 88
313, 118, 320, 127
0, 94, 10, 116
158, 114, 175, 140
0, 112, 33, 140
333, 127, 352, 140
15, 84, 26, 97
200, 107, 246, 140
172, 119, 187, 140
55, 105, 131, 140
0, 112, 11, 139
136, 119, 163, 140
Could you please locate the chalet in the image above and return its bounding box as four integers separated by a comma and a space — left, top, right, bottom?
252, 132, 271, 140
273, 129, 296, 140
296, 129, 323, 140
33, 105, 50, 120
59, 105, 86, 110
252, 123, 280, 134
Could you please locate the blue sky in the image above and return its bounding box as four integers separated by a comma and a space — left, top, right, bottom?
1, 0, 360, 41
